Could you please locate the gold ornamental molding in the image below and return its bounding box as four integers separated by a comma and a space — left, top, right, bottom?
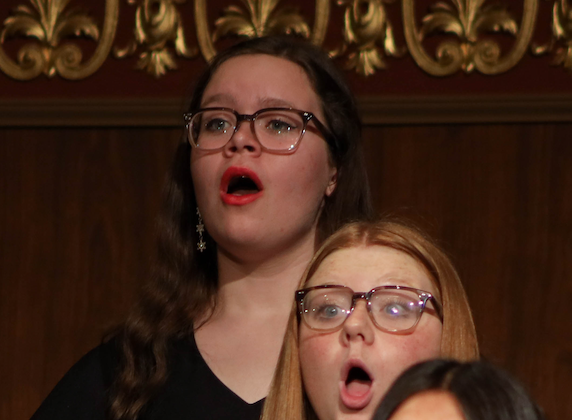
113, 0, 197, 78
532, 0, 572, 71
331, 0, 405, 76
0, 0, 118, 80
0, 0, 570, 80
195, 0, 330, 62
403, 0, 538, 76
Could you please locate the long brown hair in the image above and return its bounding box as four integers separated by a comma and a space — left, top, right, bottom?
261, 219, 479, 420
107, 35, 374, 420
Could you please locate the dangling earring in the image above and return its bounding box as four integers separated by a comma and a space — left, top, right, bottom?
196, 207, 206, 252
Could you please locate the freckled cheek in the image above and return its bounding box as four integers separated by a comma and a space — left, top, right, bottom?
385, 327, 442, 369
372, 327, 442, 391
284, 160, 313, 183
403, 335, 441, 361
415, 321, 443, 358
299, 332, 341, 414
287, 149, 330, 191
299, 332, 339, 389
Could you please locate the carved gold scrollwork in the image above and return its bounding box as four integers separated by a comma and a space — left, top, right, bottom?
195, 0, 330, 62
532, 0, 572, 71
1, 0, 561, 81
0, 0, 118, 80
114, 0, 197, 78
403, 0, 538, 76
331, 0, 404, 76
213, 0, 310, 40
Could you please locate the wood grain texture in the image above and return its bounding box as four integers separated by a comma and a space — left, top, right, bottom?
1, 124, 570, 420
362, 124, 572, 420
0, 128, 182, 419
3, 96, 572, 127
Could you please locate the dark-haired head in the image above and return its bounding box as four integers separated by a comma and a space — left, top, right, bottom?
172, 35, 372, 251
374, 359, 545, 420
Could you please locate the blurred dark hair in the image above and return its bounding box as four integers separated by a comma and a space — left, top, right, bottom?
374, 359, 545, 420
108, 35, 373, 420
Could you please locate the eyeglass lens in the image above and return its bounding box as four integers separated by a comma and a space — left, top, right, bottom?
301, 287, 426, 332
190, 109, 305, 151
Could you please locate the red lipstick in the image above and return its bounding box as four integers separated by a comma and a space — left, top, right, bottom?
220, 166, 264, 206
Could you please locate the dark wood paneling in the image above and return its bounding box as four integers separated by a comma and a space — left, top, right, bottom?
4, 96, 572, 128
0, 128, 182, 419
362, 124, 572, 420
1, 124, 570, 419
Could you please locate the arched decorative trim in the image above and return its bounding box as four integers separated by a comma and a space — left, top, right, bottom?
0, 0, 119, 80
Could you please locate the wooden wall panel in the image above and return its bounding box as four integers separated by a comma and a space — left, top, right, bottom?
0, 128, 182, 420
362, 124, 572, 420
1, 124, 570, 420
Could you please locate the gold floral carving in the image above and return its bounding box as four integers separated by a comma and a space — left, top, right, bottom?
114, 0, 196, 78
532, 0, 572, 71
403, 0, 538, 75
194, 0, 330, 62
1, 0, 567, 80
0, 0, 118, 80
213, 0, 310, 40
331, 0, 404, 76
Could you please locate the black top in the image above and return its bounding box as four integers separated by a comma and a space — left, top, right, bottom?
31, 335, 265, 420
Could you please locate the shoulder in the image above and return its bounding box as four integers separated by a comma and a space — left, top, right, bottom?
30, 338, 120, 420
59, 338, 120, 387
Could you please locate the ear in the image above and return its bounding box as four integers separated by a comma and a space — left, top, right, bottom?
325, 167, 338, 197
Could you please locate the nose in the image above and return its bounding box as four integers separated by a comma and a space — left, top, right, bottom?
342, 300, 375, 345
223, 118, 262, 157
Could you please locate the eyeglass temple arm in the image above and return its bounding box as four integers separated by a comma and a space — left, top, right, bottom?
306, 114, 338, 150
428, 296, 444, 321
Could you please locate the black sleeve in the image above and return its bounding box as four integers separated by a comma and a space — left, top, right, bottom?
30, 340, 119, 420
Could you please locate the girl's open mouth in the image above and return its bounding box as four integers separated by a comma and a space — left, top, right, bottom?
220, 167, 264, 205
340, 363, 374, 410
227, 176, 260, 195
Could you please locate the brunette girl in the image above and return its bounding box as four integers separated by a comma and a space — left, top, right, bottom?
31, 36, 372, 420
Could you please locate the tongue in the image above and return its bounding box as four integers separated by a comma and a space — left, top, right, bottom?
346, 380, 371, 397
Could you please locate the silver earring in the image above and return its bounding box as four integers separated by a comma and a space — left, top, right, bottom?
196, 207, 206, 252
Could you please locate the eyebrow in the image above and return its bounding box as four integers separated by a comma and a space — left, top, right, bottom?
201, 93, 236, 108
201, 94, 296, 110
258, 97, 295, 109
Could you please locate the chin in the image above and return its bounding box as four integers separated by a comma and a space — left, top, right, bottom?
210, 224, 262, 246
320, 410, 373, 420
218, 235, 279, 261
313, 403, 376, 420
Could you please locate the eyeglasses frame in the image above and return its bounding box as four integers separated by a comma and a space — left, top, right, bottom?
296, 284, 443, 334
183, 107, 332, 153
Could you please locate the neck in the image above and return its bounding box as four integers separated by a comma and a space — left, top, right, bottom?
213, 231, 317, 321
